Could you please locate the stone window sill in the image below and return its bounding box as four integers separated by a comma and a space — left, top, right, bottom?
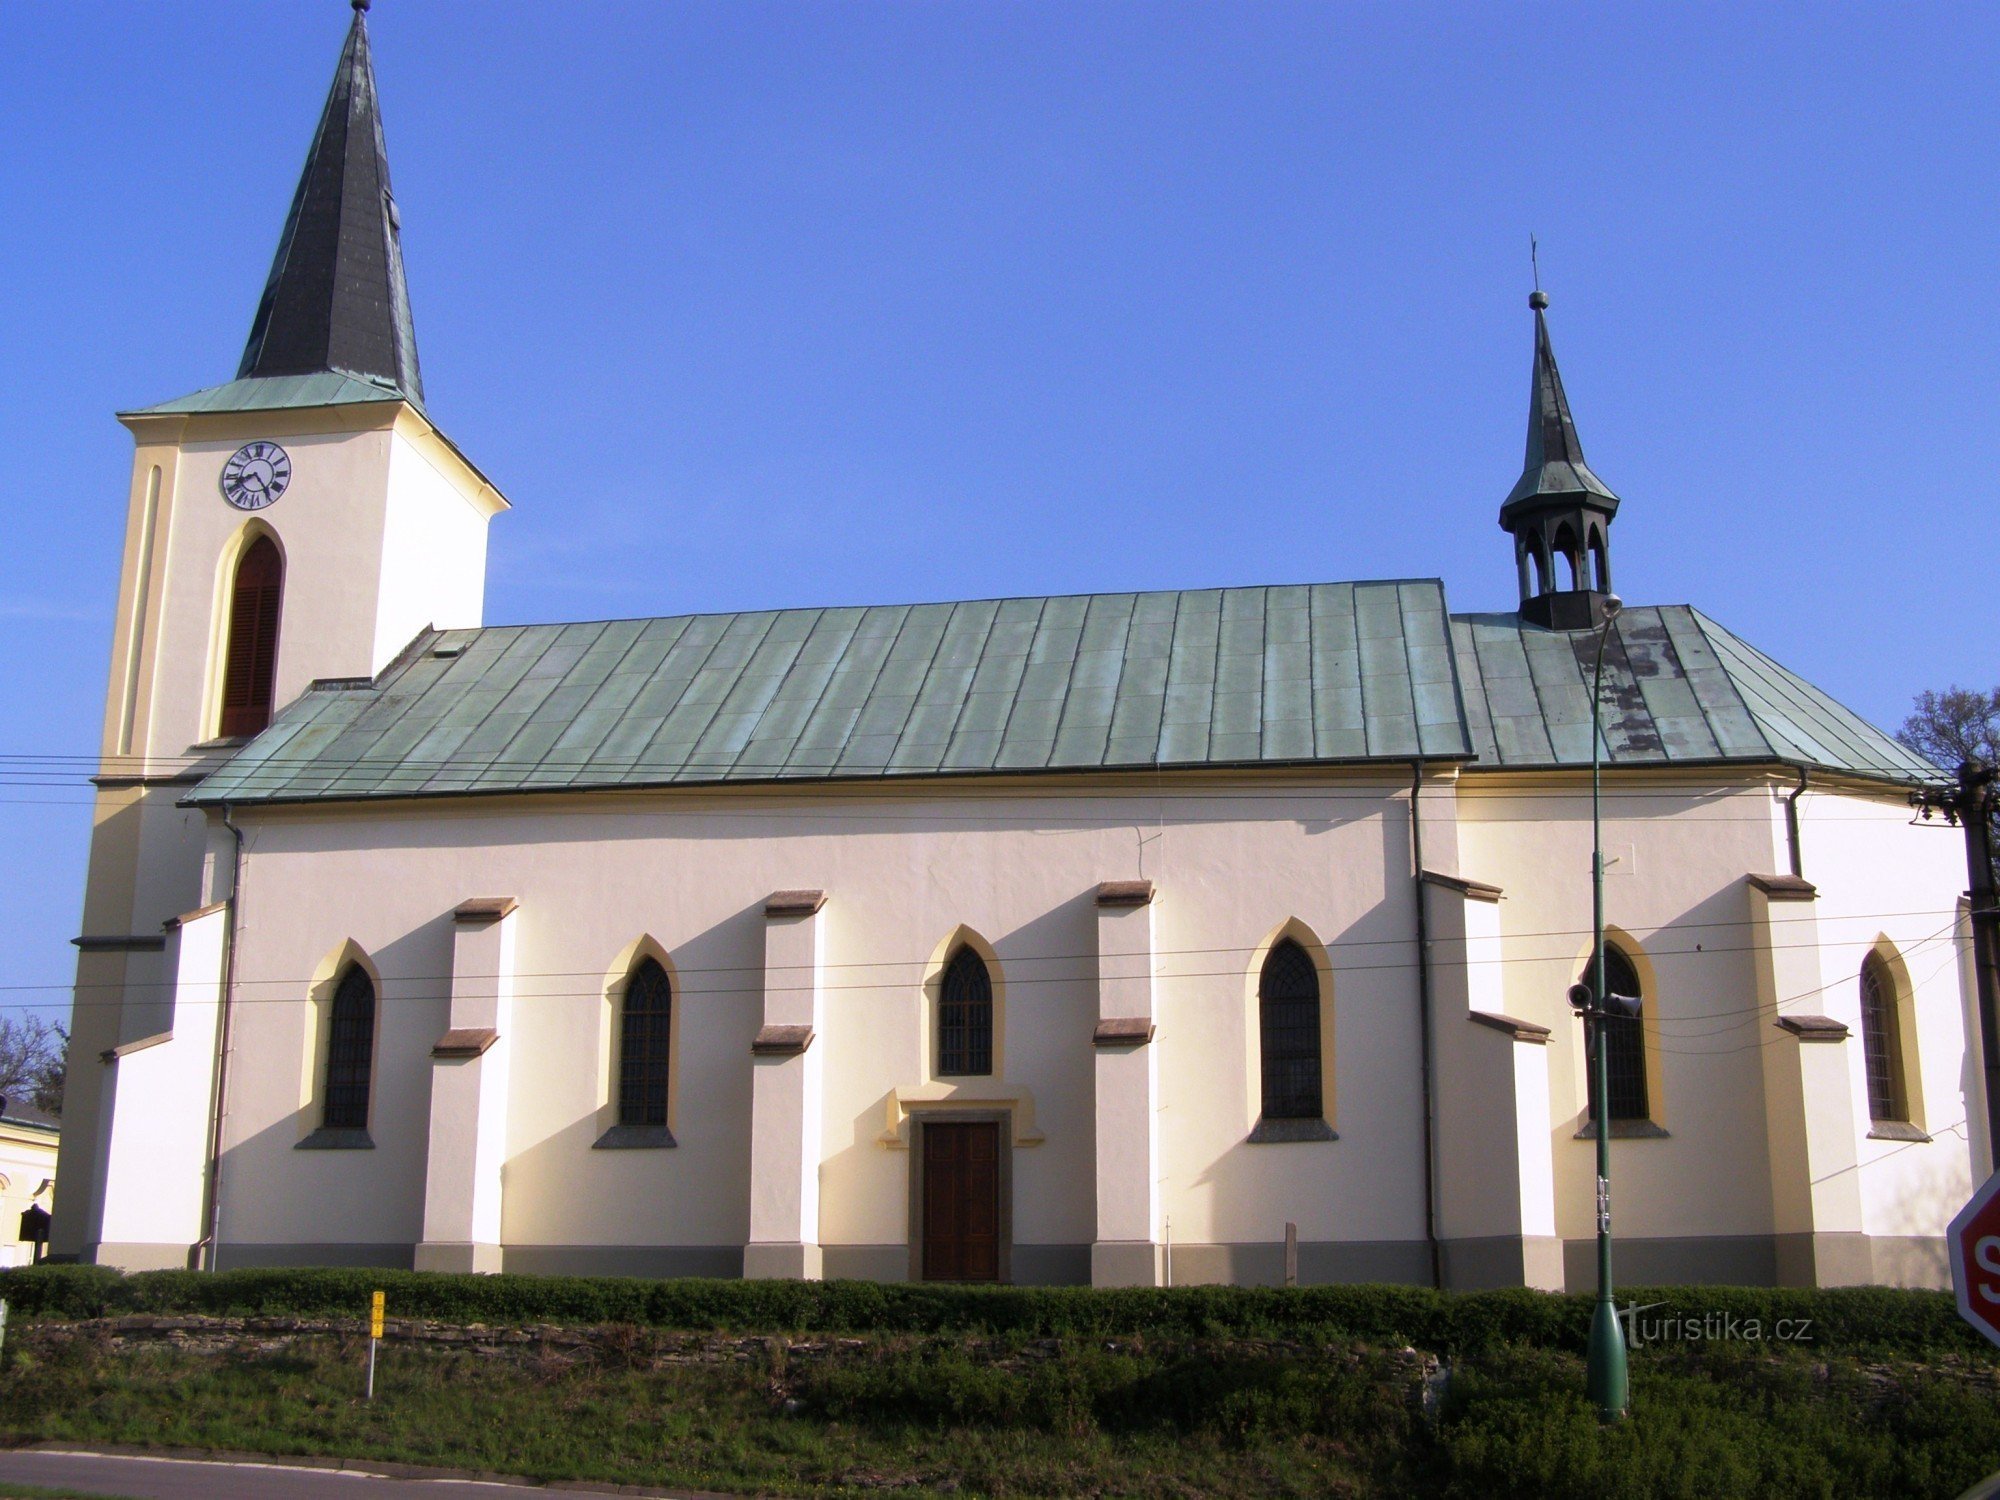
1248, 1116, 1338, 1144
296, 1127, 374, 1150
1573, 1120, 1670, 1140
1867, 1121, 1930, 1143
592, 1124, 678, 1150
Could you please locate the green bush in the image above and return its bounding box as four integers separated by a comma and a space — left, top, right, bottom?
0, 1265, 1985, 1360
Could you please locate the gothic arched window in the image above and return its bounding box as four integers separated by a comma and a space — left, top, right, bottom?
1585, 945, 1648, 1122
219, 535, 283, 737
1860, 954, 1907, 1124
1259, 939, 1323, 1120
937, 946, 993, 1077
322, 964, 376, 1130
618, 957, 673, 1128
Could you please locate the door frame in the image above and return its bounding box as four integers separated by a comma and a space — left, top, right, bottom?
908, 1109, 1013, 1284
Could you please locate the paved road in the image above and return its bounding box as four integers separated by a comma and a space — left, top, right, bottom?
0, 1447, 701, 1499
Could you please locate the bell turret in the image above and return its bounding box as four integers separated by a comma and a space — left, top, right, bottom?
1499, 290, 1620, 630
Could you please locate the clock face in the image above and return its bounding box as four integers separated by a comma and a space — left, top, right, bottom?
220, 441, 292, 510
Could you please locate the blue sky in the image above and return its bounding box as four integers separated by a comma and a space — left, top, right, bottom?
2, 2, 1995, 1027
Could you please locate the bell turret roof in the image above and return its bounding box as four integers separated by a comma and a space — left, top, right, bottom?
234, 0, 422, 406
1499, 292, 1618, 524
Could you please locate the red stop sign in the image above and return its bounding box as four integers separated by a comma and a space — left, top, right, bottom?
1950, 1172, 2000, 1347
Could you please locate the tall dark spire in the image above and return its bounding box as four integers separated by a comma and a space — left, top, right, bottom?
1498, 291, 1620, 630
236, 1, 424, 407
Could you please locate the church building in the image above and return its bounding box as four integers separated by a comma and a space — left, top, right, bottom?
56, 4, 1979, 1291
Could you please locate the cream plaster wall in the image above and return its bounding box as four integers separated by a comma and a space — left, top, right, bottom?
112, 406, 504, 763
1796, 788, 1974, 1269
1457, 774, 1973, 1269
0, 1123, 58, 1269
210, 775, 1424, 1265
1460, 778, 1803, 1246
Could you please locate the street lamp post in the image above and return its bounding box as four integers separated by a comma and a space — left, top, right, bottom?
1584, 595, 1630, 1420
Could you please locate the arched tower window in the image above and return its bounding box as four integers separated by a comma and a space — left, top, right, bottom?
1859, 953, 1907, 1124
1258, 938, 1323, 1120
219, 535, 283, 737
1585, 946, 1648, 1122
937, 946, 993, 1077
618, 957, 673, 1128
322, 964, 376, 1130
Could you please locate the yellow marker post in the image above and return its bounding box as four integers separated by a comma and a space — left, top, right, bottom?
366, 1290, 384, 1400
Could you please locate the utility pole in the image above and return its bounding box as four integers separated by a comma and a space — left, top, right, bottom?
1581, 597, 1629, 1421
1914, 761, 2000, 1166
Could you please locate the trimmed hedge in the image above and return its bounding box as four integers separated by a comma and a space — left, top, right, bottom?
0, 1265, 1985, 1359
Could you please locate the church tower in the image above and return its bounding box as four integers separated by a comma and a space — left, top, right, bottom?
1498, 290, 1621, 630
55, 1, 508, 1263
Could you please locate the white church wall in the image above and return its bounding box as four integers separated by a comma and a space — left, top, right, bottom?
206, 774, 1427, 1281
1797, 786, 1973, 1286
1461, 778, 1792, 1282
374, 420, 495, 670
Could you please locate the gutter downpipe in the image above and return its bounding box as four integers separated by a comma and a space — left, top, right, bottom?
1409, 761, 1443, 1291
195, 802, 244, 1273
1785, 767, 1810, 879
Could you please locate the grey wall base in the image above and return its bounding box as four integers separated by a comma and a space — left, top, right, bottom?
1565, 1234, 1948, 1290
1165, 1241, 1433, 1287
501, 1245, 741, 1279
214, 1242, 416, 1271
415, 1241, 503, 1275
817, 1243, 1090, 1285
743, 1242, 822, 1280
1092, 1240, 1164, 1287
1440, 1235, 1565, 1291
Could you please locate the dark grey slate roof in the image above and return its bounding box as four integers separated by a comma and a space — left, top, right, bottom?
1450, 606, 1935, 780
231, 4, 422, 408
186, 582, 1470, 804
1499, 298, 1619, 524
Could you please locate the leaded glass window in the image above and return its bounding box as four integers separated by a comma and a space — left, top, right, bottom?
1585, 946, 1648, 1122
323, 965, 375, 1130
1860, 955, 1906, 1123
937, 946, 992, 1077
1259, 939, 1322, 1120
618, 958, 673, 1128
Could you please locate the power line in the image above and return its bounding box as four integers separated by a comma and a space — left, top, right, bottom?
18, 912, 1964, 1019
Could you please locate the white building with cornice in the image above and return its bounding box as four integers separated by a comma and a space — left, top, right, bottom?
56, 4, 1979, 1292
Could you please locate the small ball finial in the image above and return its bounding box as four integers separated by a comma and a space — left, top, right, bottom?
353, 0, 371, 12
1528, 290, 1549, 311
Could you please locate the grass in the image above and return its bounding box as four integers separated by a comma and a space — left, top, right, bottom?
3, 1325, 1999, 1498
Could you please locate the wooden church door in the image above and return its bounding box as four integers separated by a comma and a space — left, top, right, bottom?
921, 1121, 1001, 1281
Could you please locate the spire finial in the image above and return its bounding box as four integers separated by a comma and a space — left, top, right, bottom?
235, 0, 423, 405
1529, 235, 1548, 309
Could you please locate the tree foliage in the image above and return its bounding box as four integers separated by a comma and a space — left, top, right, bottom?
1897, 685, 2000, 773
0, 1014, 68, 1118
1899, 684, 1998, 886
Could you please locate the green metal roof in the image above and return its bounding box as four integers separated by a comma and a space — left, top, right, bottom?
186, 587, 1932, 808
121, 370, 411, 418
187, 581, 1470, 804
1450, 605, 1935, 780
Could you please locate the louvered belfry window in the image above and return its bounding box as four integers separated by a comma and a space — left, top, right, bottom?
937, 946, 993, 1077
1259, 939, 1322, 1120
1860, 955, 1907, 1123
322, 965, 376, 1130
1586, 946, 1649, 1122
219, 536, 283, 737
618, 958, 673, 1128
